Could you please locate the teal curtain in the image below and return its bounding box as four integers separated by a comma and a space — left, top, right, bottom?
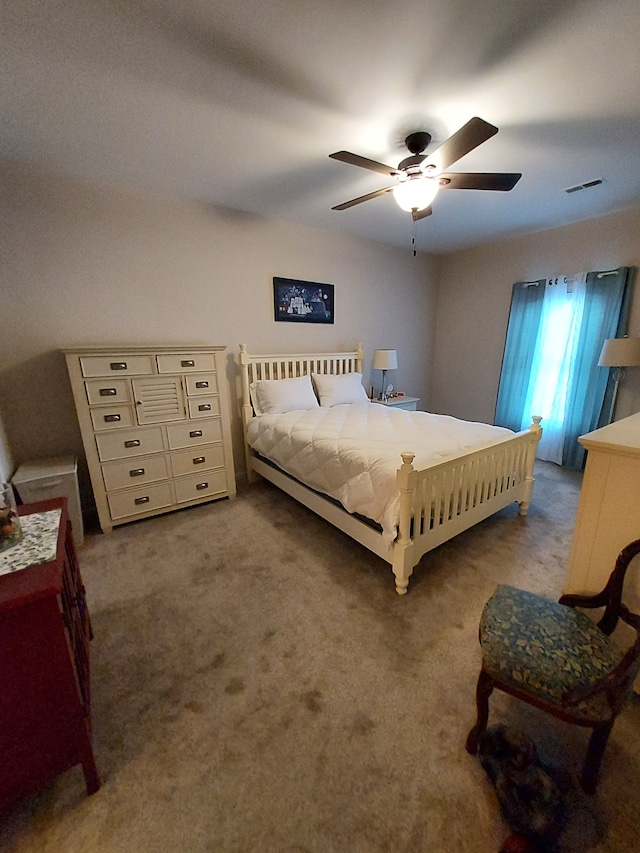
494, 267, 634, 471
562, 267, 633, 469
494, 280, 545, 431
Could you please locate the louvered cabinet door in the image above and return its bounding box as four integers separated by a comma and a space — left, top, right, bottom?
132, 376, 186, 424
64, 346, 236, 533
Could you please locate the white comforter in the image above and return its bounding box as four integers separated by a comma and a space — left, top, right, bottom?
247, 402, 514, 546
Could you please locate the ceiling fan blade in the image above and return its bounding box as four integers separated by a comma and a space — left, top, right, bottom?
412, 206, 433, 222
332, 187, 394, 210
439, 172, 522, 191
420, 117, 498, 174
329, 151, 400, 177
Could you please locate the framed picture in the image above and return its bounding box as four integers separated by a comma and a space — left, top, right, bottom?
273, 277, 334, 324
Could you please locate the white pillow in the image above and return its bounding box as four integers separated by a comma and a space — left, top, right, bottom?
312, 372, 369, 407
250, 375, 319, 416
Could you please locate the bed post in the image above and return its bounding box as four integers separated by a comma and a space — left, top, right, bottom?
518, 415, 543, 516
355, 342, 364, 374
392, 452, 417, 595
238, 344, 259, 483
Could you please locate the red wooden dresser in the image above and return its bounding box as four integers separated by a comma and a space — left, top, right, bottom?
0, 497, 100, 812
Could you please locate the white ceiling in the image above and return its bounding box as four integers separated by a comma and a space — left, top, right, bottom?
3, 0, 640, 254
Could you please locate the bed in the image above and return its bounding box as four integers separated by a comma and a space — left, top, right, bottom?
238, 344, 542, 595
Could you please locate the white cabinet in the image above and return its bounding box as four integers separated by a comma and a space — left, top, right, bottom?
12, 456, 84, 546
372, 396, 420, 411
564, 412, 640, 612
64, 345, 236, 533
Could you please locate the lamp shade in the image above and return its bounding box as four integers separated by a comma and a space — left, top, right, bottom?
598, 337, 640, 367
372, 349, 398, 370
392, 178, 438, 212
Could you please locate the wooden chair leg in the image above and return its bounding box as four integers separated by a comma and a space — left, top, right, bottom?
581, 720, 614, 794
466, 668, 494, 754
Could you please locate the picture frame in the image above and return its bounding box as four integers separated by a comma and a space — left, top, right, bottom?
273, 277, 334, 324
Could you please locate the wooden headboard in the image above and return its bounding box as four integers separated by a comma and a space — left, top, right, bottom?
239, 342, 362, 381
236, 343, 364, 472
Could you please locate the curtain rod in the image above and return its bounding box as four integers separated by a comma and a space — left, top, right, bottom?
522, 270, 620, 286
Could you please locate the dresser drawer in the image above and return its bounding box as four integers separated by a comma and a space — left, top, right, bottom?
101, 454, 170, 492
80, 355, 154, 377
90, 405, 136, 431
174, 470, 228, 503
170, 444, 225, 477
96, 426, 165, 462
107, 482, 174, 520
156, 353, 216, 374
166, 419, 223, 450
85, 379, 130, 405
185, 373, 218, 396
187, 396, 220, 418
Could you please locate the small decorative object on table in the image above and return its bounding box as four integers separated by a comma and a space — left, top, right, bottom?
0, 483, 22, 552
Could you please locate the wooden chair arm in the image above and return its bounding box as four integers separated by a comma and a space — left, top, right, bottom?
559, 590, 609, 609
560, 540, 640, 635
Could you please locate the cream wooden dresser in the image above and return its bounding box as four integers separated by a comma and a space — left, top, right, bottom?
564, 411, 640, 611
64, 345, 236, 533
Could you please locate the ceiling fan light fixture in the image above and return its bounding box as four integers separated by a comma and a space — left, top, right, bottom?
392, 177, 438, 212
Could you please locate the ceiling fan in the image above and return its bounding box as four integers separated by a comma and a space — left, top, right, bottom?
329, 117, 521, 221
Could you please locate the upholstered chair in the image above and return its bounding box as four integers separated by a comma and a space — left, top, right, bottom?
466, 539, 640, 793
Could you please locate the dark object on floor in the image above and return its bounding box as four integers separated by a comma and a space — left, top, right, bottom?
499, 834, 536, 853
466, 539, 640, 793
478, 725, 563, 846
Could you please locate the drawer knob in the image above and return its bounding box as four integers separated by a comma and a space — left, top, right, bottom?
129, 468, 145, 477
195, 381, 209, 389
104, 414, 121, 423
189, 430, 203, 438
193, 456, 206, 464
181, 359, 196, 367
110, 362, 128, 370
124, 439, 141, 448
196, 482, 209, 491
99, 388, 117, 396
198, 404, 212, 411
134, 496, 150, 505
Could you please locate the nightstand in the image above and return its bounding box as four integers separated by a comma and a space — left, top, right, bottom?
372, 396, 420, 411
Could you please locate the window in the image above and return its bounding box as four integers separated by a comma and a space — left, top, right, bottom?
495, 268, 633, 469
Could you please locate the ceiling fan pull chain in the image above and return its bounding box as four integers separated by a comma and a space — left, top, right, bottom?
412, 218, 417, 256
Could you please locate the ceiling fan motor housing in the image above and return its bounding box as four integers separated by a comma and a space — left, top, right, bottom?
398, 154, 427, 173
404, 131, 431, 154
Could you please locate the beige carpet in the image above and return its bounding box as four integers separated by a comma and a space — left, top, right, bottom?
2, 462, 639, 852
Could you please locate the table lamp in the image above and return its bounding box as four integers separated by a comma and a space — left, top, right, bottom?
372, 349, 398, 401
598, 336, 640, 422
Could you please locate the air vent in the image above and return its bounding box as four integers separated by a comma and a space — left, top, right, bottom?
565, 179, 603, 194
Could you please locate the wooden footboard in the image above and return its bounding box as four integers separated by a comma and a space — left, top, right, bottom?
237, 344, 542, 595
391, 417, 542, 594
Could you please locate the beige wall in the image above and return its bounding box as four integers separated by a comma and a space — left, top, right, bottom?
432, 207, 640, 424
0, 158, 437, 502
